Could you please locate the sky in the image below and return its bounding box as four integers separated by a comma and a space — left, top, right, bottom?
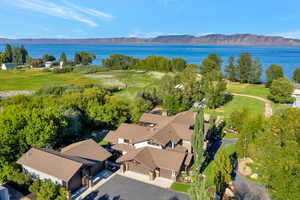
1, 0, 300, 39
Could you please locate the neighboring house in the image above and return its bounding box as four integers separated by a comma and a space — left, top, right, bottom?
1, 63, 17, 70
45, 61, 54, 68
0, 185, 10, 200
293, 84, 300, 108
17, 139, 112, 195
104, 110, 205, 181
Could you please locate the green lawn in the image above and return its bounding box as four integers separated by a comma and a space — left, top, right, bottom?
205, 95, 265, 119
227, 82, 269, 98
170, 182, 192, 194
85, 70, 162, 99
0, 69, 98, 91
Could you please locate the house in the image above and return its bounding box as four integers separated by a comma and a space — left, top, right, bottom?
0, 185, 10, 200
17, 139, 112, 195
45, 61, 54, 68
104, 110, 204, 181
1, 63, 17, 70
293, 84, 300, 108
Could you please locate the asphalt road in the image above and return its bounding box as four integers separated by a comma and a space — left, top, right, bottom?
233, 173, 271, 200
84, 175, 188, 200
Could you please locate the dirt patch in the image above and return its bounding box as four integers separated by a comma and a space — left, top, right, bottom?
0, 91, 33, 99
148, 71, 165, 79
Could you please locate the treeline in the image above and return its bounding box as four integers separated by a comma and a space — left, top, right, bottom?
228, 108, 300, 200
102, 54, 188, 72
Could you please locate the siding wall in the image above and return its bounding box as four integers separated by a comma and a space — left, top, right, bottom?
23, 165, 63, 185
134, 141, 162, 149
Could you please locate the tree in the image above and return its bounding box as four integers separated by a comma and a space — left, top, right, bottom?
213, 148, 233, 197
200, 54, 222, 74
189, 179, 211, 200
255, 108, 300, 200
74, 53, 81, 65
236, 53, 262, 83
224, 56, 236, 81
59, 52, 67, 65
268, 77, 295, 103
192, 109, 205, 173
102, 54, 139, 70
4, 44, 13, 63
265, 64, 284, 87
293, 67, 300, 83
42, 54, 56, 62
202, 71, 227, 109
20, 45, 28, 64
140, 55, 171, 71
29, 179, 66, 200
170, 57, 187, 71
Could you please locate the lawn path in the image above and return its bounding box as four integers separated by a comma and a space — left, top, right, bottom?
230, 93, 273, 117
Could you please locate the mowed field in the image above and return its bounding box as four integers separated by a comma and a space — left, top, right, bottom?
0, 69, 98, 91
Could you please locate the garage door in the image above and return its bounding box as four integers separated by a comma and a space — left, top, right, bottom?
128, 163, 149, 175
160, 168, 172, 179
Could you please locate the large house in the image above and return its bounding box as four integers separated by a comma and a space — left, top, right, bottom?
17, 139, 112, 194
293, 84, 300, 108
104, 110, 203, 181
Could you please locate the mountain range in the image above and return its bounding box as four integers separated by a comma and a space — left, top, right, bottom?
1, 34, 300, 46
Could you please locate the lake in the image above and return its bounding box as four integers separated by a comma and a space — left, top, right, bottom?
1, 44, 300, 80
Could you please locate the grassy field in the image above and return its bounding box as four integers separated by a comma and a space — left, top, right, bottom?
0, 69, 98, 91
205, 95, 265, 119
226, 82, 269, 98
85, 70, 162, 99
170, 182, 192, 194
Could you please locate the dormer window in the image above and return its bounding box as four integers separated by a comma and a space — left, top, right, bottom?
124, 139, 130, 143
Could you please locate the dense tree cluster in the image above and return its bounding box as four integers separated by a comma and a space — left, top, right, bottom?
224, 53, 262, 83
229, 108, 300, 200
29, 179, 67, 200
0, 44, 28, 64
74, 52, 96, 65
102, 54, 188, 72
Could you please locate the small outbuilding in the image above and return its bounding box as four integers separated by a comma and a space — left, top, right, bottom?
0, 185, 10, 200
1, 63, 17, 70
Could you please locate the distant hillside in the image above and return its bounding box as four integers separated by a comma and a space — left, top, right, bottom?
1, 34, 300, 46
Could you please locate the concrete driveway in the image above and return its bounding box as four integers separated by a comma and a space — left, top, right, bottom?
84, 175, 188, 200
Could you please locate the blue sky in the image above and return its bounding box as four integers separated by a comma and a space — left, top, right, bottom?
1, 0, 300, 39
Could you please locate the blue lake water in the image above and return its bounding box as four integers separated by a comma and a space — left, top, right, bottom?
1, 44, 300, 80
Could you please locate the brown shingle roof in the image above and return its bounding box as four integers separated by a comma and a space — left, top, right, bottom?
112, 143, 134, 152
61, 139, 112, 162
17, 148, 83, 182
103, 131, 118, 144
117, 147, 186, 172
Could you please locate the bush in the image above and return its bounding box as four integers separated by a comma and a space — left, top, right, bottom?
52, 67, 74, 74
72, 65, 109, 74
268, 77, 295, 103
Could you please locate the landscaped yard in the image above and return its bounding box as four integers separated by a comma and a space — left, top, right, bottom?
170, 182, 192, 194
0, 69, 98, 91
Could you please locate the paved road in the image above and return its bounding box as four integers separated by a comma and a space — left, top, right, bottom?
230, 93, 273, 117
233, 173, 271, 200
85, 175, 188, 200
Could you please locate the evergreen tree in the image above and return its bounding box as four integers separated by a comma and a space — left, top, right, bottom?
213, 148, 233, 197
4, 44, 13, 63
192, 109, 205, 173
224, 56, 236, 81
74, 53, 81, 65
20, 45, 28, 64
265, 64, 284, 87
60, 52, 67, 65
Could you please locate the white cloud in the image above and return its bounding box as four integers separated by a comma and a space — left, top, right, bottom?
3, 0, 113, 27
275, 30, 300, 39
